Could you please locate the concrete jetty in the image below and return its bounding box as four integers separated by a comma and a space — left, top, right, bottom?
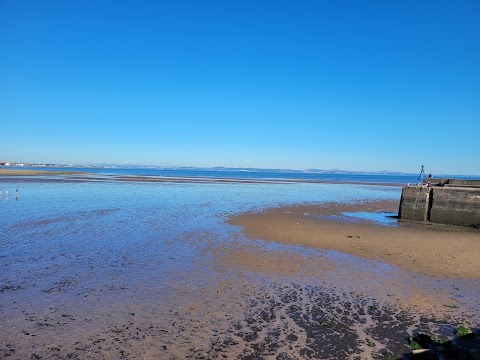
398, 179, 480, 228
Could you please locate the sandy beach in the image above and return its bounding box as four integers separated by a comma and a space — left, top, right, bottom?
229, 201, 480, 279
2, 179, 479, 359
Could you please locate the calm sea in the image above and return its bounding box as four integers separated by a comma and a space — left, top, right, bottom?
8, 165, 480, 184
4, 165, 432, 184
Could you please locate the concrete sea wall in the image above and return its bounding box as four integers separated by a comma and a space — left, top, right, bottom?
398, 186, 431, 222
424, 179, 480, 188
399, 186, 480, 228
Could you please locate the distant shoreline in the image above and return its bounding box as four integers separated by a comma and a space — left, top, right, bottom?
0, 169, 88, 176
0, 169, 403, 186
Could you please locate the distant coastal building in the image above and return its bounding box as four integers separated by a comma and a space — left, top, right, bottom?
398, 179, 480, 228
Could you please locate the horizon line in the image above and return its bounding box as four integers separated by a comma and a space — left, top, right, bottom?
2, 161, 480, 177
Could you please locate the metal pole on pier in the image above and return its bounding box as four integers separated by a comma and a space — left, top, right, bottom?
416, 165, 425, 186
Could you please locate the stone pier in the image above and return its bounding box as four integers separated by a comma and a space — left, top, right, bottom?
398, 179, 480, 228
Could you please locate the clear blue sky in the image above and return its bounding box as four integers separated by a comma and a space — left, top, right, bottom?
1, 1, 479, 174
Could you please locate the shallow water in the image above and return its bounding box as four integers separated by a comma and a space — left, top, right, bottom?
341, 211, 398, 226
0, 181, 399, 288
1, 180, 478, 359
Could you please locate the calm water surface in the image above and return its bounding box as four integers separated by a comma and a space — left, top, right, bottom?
1, 181, 399, 297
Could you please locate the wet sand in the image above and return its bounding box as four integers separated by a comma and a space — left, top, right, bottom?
2, 236, 478, 359
229, 201, 480, 279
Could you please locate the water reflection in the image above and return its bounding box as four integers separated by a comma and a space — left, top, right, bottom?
308, 211, 398, 226
1, 180, 402, 305
342, 211, 399, 226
